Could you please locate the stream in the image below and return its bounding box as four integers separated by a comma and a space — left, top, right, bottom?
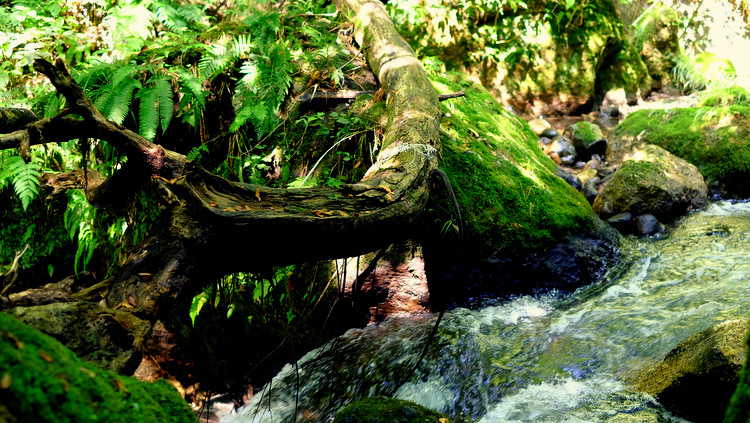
225, 200, 750, 423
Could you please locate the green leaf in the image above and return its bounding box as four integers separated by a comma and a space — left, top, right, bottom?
189, 291, 209, 326
108, 77, 142, 124
138, 86, 159, 140
155, 76, 173, 132
9, 156, 40, 211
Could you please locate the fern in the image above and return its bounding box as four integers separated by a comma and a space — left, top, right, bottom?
138, 86, 160, 140
154, 76, 173, 132
230, 41, 293, 135
154, 0, 207, 32
108, 77, 142, 124
64, 190, 97, 275
176, 67, 206, 128
1, 155, 41, 210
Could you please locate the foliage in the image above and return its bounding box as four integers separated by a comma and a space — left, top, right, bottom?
673, 52, 738, 94
0, 311, 197, 422
0, 154, 40, 210
333, 396, 450, 423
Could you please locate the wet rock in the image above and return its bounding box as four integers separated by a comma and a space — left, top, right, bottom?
577, 169, 599, 186
547, 135, 577, 162
593, 144, 707, 221
554, 166, 582, 191
582, 178, 601, 204
540, 128, 558, 139
528, 118, 552, 136
636, 319, 748, 423
635, 214, 663, 236
565, 122, 607, 161
606, 212, 633, 233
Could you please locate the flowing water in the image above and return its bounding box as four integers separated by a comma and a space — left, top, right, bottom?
226, 201, 750, 423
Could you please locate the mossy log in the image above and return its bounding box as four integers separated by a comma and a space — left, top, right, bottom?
0, 0, 441, 371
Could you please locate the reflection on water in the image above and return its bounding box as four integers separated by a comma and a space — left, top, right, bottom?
227, 201, 750, 423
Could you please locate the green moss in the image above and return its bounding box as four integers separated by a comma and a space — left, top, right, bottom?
429, 72, 596, 257
613, 106, 750, 196
0, 312, 197, 423
699, 86, 750, 107
726, 327, 750, 422
333, 396, 448, 423
595, 41, 653, 101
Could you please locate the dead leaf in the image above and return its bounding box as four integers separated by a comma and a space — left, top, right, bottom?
385, 194, 394, 202
439, 418, 449, 423
255, 187, 262, 202
114, 377, 129, 394
39, 349, 54, 363
378, 185, 394, 194
209, 202, 218, 207
138, 273, 152, 277
222, 207, 233, 212
4, 331, 23, 350
80, 367, 96, 378
0, 373, 10, 389
311, 210, 327, 218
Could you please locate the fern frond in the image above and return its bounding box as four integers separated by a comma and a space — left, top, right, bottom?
138, 86, 159, 140
176, 68, 206, 108
199, 39, 230, 77
108, 77, 142, 124
154, 0, 207, 32
8, 155, 41, 211
111, 64, 140, 89
155, 76, 174, 132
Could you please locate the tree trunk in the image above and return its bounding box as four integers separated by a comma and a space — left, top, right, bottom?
0, 0, 442, 373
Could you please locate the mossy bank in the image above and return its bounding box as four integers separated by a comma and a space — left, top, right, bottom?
0, 312, 197, 423
611, 106, 750, 197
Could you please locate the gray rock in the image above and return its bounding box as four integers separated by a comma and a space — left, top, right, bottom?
636, 319, 748, 423
554, 166, 582, 190
635, 214, 663, 236
540, 128, 558, 139
593, 144, 707, 221
548, 135, 577, 159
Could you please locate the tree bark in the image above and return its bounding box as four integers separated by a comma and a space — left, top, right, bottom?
0, 0, 442, 371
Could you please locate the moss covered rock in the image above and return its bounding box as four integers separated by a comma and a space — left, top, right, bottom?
632, 2, 680, 88
636, 319, 748, 423
564, 121, 606, 161
0, 312, 197, 423
389, 0, 647, 116
593, 144, 707, 221
610, 106, 750, 197
334, 396, 448, 423
426, 72, 620, 303
8, 301, 151, 374
725, 320, 750, 423
595, 42, 653, 108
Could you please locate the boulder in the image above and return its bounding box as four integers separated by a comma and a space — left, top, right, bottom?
426, 72, 621, 305
564, 122, 606, 161
593, 144, 708, 221
636, 319, 749, 423
611, 106, 750, 197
